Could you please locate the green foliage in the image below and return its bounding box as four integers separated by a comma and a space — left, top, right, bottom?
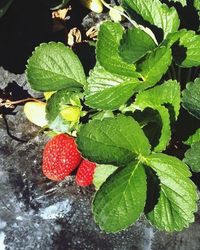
145, 154, 198, 231
176, 31, 200, 67
78, 115, 197, 232
182, 79, 200, 173
26, 42, 86, 92
134, 80, 180, 118
122, 0, 180, 38
163, 29, 187, 48
119, 27, 157, 63
25, 0, 200, 234
136, 46, 172, 90
85, 63, 140, 110
184, 142, 200, 173
77, 115, 151, 166
184, 128, 200, 146
46, 89, 82, 132
93, 161, 147, 232
182, 78, 200, 120
194, 0, 200, 11
93, 164, 117, 190
96, 22, 139, 78
133, 80, 180, 151
151, 106, 171, 152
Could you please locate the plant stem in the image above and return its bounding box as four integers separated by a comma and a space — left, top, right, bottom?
0, 97, 42, 108
100, 0, 158, 45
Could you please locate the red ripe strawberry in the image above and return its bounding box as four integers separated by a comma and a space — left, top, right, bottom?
42, 134, 82, 181
76, 159, 96, 187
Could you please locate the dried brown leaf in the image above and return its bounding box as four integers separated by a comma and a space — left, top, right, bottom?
86, 26, 98, 39
67, 28, 82, 46
52, 8, 69, 20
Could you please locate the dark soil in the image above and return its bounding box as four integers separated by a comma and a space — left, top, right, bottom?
0, 0, 94, 74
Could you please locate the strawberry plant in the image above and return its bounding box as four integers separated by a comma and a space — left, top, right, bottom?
182, 78, 200, 172
25, 0, 200, 233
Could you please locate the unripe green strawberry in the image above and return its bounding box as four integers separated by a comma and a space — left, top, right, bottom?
76, 159, 96, 186
24, 101, 47, 127
42, 134, 82, 181
60, 106, 81, 122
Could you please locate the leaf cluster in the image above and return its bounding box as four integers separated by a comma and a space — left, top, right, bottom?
25, 0, 200, 233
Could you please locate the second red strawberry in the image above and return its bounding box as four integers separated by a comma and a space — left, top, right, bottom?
76, 159, 96, 187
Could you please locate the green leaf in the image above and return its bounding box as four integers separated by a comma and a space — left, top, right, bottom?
133, 80, 180, 151
119, 27, 157, 64
122, 0, 180, 38
26, 42, 86, 92
93, 164, 118, 190
184, 142, 200, 172
175, 30, 200, 67
144, 167, 161, 214
194, 0, 200, 11
77, 115, 151, 166
138, 106, 171, 152
91, 110, 115, 121
145, 153, 198, 232
93, 161, 147, 232
182, 78, 200, 119
85, 64, 141, 110
133, 109, 162, 148
154, 106, 171, 152
96, 22, 140, 78
163, 29, 187, 48
136, 46, 172, 91
184, 128, 200, 146
134, 80, 181, 118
